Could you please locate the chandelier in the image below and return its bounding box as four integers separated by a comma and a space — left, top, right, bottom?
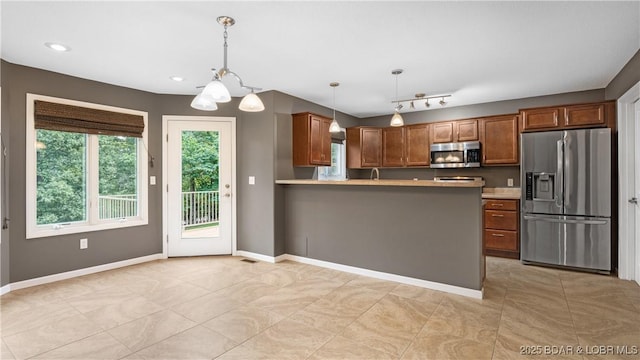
191, 16, 265, 112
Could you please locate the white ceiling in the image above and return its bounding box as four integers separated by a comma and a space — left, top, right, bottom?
2, 1, 639, 118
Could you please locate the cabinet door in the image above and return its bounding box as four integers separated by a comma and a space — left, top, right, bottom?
456, 119, 478, 141
521, 108, 561, 131
480, 115, 519, 165
361, 128, 382, 167
405, 124, 430, 166
307, 115, 331, 166
382, 127, 405, 167
564, 103, 605, 127
431, 122, 454, 143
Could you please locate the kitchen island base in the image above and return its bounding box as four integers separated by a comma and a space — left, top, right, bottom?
276, 181, 484, 298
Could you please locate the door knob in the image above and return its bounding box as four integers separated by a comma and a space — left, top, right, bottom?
629, 197, 638, 204
224, 193, 231, 198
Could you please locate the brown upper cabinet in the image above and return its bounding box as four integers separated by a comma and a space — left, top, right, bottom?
405, 124, 430, 166
346, 127, 382, 168
431, 119, 478, 144
479, 114, 519, 165
520, 101, 614, 132
382, 127, 405, 167
292, 112, 332, 167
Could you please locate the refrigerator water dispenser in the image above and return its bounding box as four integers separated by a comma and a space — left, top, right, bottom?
526, 172, 556, 201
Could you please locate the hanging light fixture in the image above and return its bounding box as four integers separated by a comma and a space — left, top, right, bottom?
191, 16, 265, 112
439, 97, 447, 106
390, 69, 404, 127
329, 82, 341, 133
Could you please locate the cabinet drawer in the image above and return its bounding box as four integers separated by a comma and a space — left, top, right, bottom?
484, 199, 518, 211
484, 210, 517, 230
484, 229, 518, 251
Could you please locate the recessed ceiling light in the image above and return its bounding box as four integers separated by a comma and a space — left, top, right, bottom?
170, 76, 184, 82
44, 42, 71, 52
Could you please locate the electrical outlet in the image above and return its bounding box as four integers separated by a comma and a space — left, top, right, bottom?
507, 178, 514, 187
80, 238, 88, 250
150, 176, 156, 185
249, 176, 255, 185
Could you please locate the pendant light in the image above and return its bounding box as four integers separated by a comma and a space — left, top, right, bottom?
191, 16, 265, 112
329, 82, 341, 133
390, 69, 404, 127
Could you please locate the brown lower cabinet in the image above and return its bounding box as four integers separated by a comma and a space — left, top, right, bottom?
483, 199, 520, 259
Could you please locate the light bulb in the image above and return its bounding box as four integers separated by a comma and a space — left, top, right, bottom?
238, 92, 265, 112
390, 111, 404, 127
190, 92, 218, 111
202, 79, 231, 103
329, 119, 341, 133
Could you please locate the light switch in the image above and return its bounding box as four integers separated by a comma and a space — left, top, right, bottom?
249, 176, 255, 185
150, 176, 156, 185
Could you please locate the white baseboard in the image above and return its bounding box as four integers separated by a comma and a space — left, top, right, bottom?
2, 250, 482, 299
236, 250, 288, 264
282, 254, 483, 299
0, 284, 10, 296
6, 253, 163, 292
236, 251, 482, 298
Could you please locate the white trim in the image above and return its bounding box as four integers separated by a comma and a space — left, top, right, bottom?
25, 93, 149, 239
2, 254, 162, 294
235, 250, 287, 264
236, 251, 483, 299
162, 115, 237, 259
617, 81, 640, 281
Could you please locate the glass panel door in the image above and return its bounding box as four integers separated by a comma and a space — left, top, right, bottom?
167, 121, 232, 256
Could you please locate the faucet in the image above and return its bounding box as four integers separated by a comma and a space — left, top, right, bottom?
370, 167, 380, 181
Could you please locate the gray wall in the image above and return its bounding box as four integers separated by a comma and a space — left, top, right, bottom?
0, 60, 271, 284
2, 61, 161, 283
605, 49, 640, 100
281, 184, 484, 290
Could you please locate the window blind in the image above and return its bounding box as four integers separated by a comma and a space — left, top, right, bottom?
34, 100, 145, 138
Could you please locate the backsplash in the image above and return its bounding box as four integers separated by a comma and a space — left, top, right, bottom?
350, 166, 520, 188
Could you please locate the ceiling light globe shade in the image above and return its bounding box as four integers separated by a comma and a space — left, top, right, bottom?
238, 92, 265, 112
190, 92, 218, 111
390, 112, 404, 127
329, 119, 341, 133
202, 79, 231, 103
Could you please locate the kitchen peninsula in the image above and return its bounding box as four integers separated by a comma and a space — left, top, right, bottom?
276, 179, 484, 298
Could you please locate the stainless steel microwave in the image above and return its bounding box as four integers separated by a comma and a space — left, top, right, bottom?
430, 141, 481, 168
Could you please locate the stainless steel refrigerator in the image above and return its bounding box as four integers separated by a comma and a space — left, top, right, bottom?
521, 128, 611, 273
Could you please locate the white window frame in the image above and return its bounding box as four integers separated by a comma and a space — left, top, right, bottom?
318, 133, 347, 181
26, 94, 148, 239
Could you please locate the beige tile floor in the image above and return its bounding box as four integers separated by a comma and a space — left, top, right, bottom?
1, 256, 638, 360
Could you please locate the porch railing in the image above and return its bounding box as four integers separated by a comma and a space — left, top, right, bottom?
98, 194, 137, 219
98, 191, 219, 226
182, 190, 219, 227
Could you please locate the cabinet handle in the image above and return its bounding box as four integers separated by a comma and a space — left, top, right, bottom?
492, 233, 505, 237
491, 214, 504, 217
492, 204, 504, 207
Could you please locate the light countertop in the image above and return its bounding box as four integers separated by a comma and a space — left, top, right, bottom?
482, 187, 521, 199
276, 179, 485, 188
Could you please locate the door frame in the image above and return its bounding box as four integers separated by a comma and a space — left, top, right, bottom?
162, 115, 237, 259
617, 81, 640, 282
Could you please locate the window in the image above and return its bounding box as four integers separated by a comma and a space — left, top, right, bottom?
318, 139, 347, 181
27, 94, 148, 238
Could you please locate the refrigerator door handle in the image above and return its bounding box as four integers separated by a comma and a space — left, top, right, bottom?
556, 139, 564, 209
523, 215, 608, 225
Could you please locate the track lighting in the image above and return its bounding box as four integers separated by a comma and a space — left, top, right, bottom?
392, 93, 451, 111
